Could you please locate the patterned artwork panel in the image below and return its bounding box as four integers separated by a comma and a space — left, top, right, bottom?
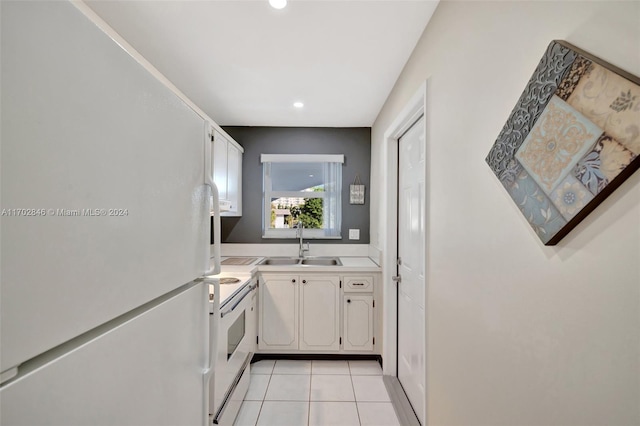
549, 174, 594, 221
555, 56, 593, 101
574, 134, 637, 196
567, 63, 640, 154
486, 41, 577, 179
498, 159, 523, 189
485, 40, 640, 245
515, 95, 602, 195
504, 167, 567, 244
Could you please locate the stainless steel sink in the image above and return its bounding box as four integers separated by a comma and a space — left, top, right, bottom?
258, 257, 342, 266
300, 257, 342, 266
258, 257, 301, 265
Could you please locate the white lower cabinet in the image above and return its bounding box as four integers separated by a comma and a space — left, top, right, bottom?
258, 274, 340, 351
299, 276, 341, 351
258, 272, 377, 353
343, 295, 374, 351
343, 275, 375, 351
258, 275, 299, 350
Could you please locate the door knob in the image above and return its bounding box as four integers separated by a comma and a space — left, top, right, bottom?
347, 299, 351, 303
292, 279, 296, 283
302, 279, 307, 284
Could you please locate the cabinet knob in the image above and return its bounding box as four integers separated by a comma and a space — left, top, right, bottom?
292, 279, 296, 283
347, 299, 351, 303
302, 280, 307, 284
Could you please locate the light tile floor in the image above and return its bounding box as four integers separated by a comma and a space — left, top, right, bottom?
234, 360, 401, 426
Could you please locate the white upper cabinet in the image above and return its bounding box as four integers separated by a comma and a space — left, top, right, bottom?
211, 130, 243, 216
212, 132, 228, 201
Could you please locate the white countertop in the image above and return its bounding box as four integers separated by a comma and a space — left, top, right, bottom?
338, 257, 380, 268
211, 256, 381, 275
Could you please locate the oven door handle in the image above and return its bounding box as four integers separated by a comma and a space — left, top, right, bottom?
220, 284, 256, 318
212, 352, 253, 425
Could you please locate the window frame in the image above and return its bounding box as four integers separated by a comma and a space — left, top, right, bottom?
261, 154, 343, 239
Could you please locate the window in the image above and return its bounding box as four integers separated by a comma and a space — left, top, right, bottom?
262, 154, 343, 239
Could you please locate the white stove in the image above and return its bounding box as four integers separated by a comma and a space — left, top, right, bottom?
208, 272, 253, 312
207, 271, 256, 425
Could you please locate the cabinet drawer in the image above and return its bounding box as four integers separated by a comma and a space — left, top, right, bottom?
343, 276, 373, 292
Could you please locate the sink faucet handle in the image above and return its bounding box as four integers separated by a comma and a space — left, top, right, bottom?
298, 220, 309, 258
300, 242, 310, 258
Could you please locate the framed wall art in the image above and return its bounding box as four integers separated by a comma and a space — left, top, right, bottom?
486, 40, 640, 245
350, 175, 365, 205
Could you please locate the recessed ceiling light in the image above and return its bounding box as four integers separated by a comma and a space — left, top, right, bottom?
269, 0, 287, 10
293, 102, 304, 108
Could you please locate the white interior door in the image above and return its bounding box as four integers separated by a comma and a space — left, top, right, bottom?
397, 115, 426, 423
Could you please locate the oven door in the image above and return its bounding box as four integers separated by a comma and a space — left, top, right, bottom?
213, 282, 255, 416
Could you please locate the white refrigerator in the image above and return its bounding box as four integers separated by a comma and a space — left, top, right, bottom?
1, 1, 220, 425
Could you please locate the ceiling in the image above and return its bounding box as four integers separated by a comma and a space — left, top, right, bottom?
85, 0, 439, 128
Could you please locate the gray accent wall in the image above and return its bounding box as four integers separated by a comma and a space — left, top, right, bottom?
221, 127, 371, 244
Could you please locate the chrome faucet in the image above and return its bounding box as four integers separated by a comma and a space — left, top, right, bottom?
297, 220, 310, 258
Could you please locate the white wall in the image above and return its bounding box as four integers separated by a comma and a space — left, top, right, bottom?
371, 1, 640, 425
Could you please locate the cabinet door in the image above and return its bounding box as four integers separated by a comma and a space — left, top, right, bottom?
226, 143, 242, 215
258, 275, 298, 350
212, 131, 228, 201
300, 276, 340, 351
343, 295, 374, 351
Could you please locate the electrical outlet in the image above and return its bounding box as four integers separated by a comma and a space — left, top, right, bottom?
349, 229, 360, 240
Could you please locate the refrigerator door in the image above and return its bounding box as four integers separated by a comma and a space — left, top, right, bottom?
0, 283, 208, 426
1, 1, 209, 371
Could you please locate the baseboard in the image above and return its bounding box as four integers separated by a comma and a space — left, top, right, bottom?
383, 375, 421, 426
251, 353, 382, 364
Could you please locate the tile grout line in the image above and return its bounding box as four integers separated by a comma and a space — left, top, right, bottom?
349, 361, 365, 426
254, 370, 274, 426
349, 367, 363, 426
307, 360, 313, 426
250, 360, 275, 426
